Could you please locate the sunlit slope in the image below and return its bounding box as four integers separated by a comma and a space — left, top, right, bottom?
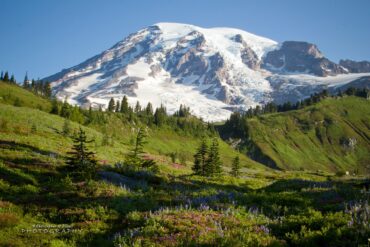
246, 97, 370, 173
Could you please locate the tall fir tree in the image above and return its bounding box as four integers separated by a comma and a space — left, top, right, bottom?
120, 96, 129, 114
154, 104, 167, 126
131, 127, 147, 159
176, 104, 190, 117
145, 102, 153, 116
67, 128, 98, 180
134, 101, 141, 114
10, 74, 15, 83
192, 137, 208, 176
43, 81, 52, 98
60, 100, 71, 118
62, 118, 71, 136
50, 98, 60, 115
3, 71, 9, 82
230, 156, 240, 178
23, 73, 29, 89
126, 127, 147, 166
107, 98, 115, 112
70, 106, 84, 123
0, 71, 3, 80
115, 100, 120, 113
128, 106, 135, 122
86, 105, 96, 124
145, 102, 154, 125
206, 138, 222, 176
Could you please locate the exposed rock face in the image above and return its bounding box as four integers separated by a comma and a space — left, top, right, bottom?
165, 32, 209, 78
339, 59, 370, 73
263, 41, 347, 76
232, 34, 260, 70
268, 75, 370, 105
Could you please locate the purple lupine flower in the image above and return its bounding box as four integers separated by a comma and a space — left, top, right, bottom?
259, 225, 270, 234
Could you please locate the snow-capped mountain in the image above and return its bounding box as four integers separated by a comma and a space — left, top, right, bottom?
45, 22, 370, 121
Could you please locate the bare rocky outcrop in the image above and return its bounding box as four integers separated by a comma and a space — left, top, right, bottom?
339, 59, 370, 73
232, 34, 260, 70
340, 137, 357, 150
165, 31, 209, 78
263, 41, 347, 76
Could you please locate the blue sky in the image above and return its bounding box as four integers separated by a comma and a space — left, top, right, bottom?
1, 0, 369, 81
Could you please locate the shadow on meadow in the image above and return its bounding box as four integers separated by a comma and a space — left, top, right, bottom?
0, 140, 60, 157
0, 139, 369, 246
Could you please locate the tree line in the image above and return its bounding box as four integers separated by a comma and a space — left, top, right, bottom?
241, 88, 369, 119
1, 71, 52, 98
192, 136, 241, 178
50, 95, 216, 138
0, 71, 16, 84
220, 87, 370, 140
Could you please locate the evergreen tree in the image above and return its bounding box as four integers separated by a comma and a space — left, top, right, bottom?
345, 87, 356, 96
193, 152, 202, 175
223, 112, 245, 138
60, 100, 71, 118
120, 96, 129, 114
23, 73, 29, 89
43, 81, 52, 98
115, 100, 120, 113
69, 105, 84, 123
154, 104, 167, 126
130, 127, 147, 159
67, 128, 98, 180
3, 71, 9, 82
206, 138, 222, 176
50, 98, 60, 115
230, 156, 240, 178
108, 98, 115, 112
176, 104, 191, 117
125, 127, 153, 168
192, 137, 208, 176
145, 102, 154, 125
145, 102, 153, 116
31, 79, 36, 91
0, 71, 3, 80
86, 105, 97, 124
128, 106, 135, 122
134, 101, 141, 114
62, 119, 71, 136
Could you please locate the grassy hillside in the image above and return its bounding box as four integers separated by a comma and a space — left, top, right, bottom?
0, 81, 51, 111
0, 81, 369, 246
245, 96, 370, 173
0, 81, 266, 171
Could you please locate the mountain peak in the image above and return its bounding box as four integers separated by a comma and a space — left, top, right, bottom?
44, 23, 370, 121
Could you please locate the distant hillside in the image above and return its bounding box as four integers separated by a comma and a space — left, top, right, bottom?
221, 96, 370, 173
0, 80, 264, 171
